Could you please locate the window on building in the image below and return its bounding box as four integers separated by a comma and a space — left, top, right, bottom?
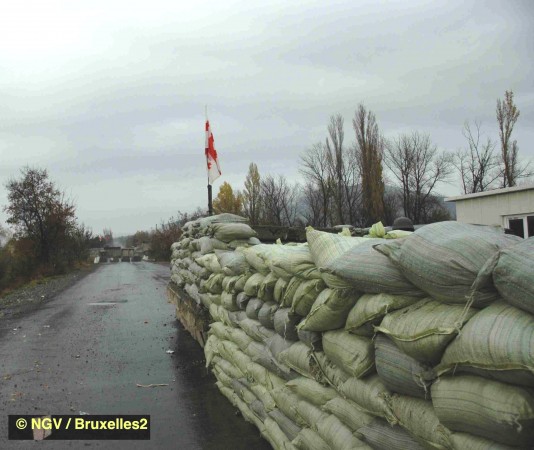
505, 214, 534, 238
508, 218, 525, 238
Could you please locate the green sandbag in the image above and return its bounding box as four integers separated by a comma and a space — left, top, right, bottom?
322, 239, 424, 296
268, 409, 302, 441
209, 322, 231, 341
345, 293, 419, 336
357, 418, 425, 450
297, 329, 322, 351
236, 292, 250, 310
258, 301, 279, 329
291, 279, 326, 316
282, 277, 305, 308
278, 342, 315, 379
431, 374, 534, 447
250, 384, 276, 411
228, 273, 251, 293
244, 272, 266, 297
338, 375, 395, 422
292, 428, 330, 450
215, 358, 245, 380
322, 330, 374, 378
274, 278, 289, 304
374, 335, 434, 399
262, 417, 298, 450
306, 228, 366, 267
298, 288, 360, 332
215, 249, 251, 276
322, 397, 374, 432
240, 318, 276, 343
286, 378, 337, 407
226, 327, 254, 351
258, 271, 278, 302
488, 237, 534, 315
221, 291, 240, 312
388, 394, 452, 449
313, 352, 350, 389
271, 387, 303, 425
294, 399, 328, 427
438, 300, 534, 387
375, 298, 477, 364
316, 414, 372, 450
374, 221, 520, 306
246, 298, 264, 320
449, 432, 516, 450
243, 244, 280, 274
270, 244, 318, 281
306, 228, 368, 288
210, 222, 257, 242
195, 253, 222, 273
274, 308, 301, 341
204, 334, 219, 367
205, 272, 224, 294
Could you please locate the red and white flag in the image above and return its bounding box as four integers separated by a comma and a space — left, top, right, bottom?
205, 120, 221, 184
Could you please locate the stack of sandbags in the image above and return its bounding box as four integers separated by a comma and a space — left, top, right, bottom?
368, 222, 531, 449
172, 220, 533, 449
169, 214, 259, 307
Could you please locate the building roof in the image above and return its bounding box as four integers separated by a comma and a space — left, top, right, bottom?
445, 184, 534, 202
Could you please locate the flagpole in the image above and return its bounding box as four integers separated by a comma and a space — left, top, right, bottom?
206, 105, 213, 216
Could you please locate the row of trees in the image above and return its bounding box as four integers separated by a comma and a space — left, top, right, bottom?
0, 167, 95, 292
212, 90, 530, 227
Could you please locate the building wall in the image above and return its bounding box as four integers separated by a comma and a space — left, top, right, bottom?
455, 189, 534, 228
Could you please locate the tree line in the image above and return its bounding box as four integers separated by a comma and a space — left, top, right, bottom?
0, 167, 97, 293
213, 90, 530, 227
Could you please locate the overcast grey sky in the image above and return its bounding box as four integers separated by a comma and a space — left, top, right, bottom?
1, 0, 532, 235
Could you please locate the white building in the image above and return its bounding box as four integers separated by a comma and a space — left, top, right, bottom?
445, 184, 534, 238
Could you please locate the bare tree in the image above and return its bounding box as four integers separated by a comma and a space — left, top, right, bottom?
260, 175, 300, 226
353, 104, 385, 225
453, 121, 500, 194
325, 114, 346, 224
299, 142, 332, 227
385, 131, 453, 224
496, 90, 530, 187
242, 163, 262, 225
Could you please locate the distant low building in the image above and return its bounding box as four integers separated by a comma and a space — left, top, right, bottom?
445, 184, 534, 238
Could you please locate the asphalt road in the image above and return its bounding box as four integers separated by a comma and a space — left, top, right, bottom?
0, 261, 271, 449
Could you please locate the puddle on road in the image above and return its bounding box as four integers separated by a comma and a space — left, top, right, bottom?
87, 300, 128, 306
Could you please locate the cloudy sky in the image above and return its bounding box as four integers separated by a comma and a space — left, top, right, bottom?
0, 0, 532, 236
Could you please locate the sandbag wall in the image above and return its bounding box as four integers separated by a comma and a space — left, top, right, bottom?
170, 217, 534, 450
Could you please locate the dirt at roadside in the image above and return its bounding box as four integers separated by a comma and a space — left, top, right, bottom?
0, 264, 99, 320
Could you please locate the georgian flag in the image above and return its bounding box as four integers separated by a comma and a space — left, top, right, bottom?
205, 120, 221, 184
